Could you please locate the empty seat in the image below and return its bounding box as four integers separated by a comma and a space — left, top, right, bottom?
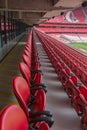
0, 105, 28, 130
12, 76, 54, 127
19, 62, 47, 93
64, 73, 80, 98
73, 84, 87, 117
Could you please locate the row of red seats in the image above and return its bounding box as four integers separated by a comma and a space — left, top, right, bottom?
35, 29, 87, 127
38, 27, 87, 33
38, 22, 87, 27
36, 29, 87, 87
0, 30, 54, 130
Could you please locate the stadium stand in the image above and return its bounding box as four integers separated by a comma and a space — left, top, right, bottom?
35, 28, 87, 126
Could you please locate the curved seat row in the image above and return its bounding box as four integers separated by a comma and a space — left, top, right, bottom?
38, 27, 87, 33
35, 29, 87, 127
0, 30, 54, 130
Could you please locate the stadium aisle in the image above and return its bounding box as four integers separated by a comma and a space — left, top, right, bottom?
34, 33, 84, 130
0, 35, 27, 110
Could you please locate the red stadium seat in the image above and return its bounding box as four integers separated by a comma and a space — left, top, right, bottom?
73, 84, 87, 116
19, 62, 47, 93
0, 105, 28, 130
60, 67, 71, 87
12, 76, 53, 127
64, 73, 80, 98
19, 62, 31, 85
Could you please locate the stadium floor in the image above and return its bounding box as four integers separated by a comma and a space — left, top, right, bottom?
0, 35, 27, 110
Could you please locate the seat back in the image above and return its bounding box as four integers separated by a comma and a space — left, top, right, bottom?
24, 49, 31, 57
32, 62, 40, 70
32, 72, 42, 85
19, 62, 31, 85
24, 46, 31, 52
65, 68, 70, 74
31, 89, 46, 113
12, 76, 46, 117
38, 122, 50, 130
61, 62, 66, 68
70, 75, 78, 84
12, 76, 30, 117
0, 105, 28, 130
22, 54, 31, 69
79, 86, 87, 98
